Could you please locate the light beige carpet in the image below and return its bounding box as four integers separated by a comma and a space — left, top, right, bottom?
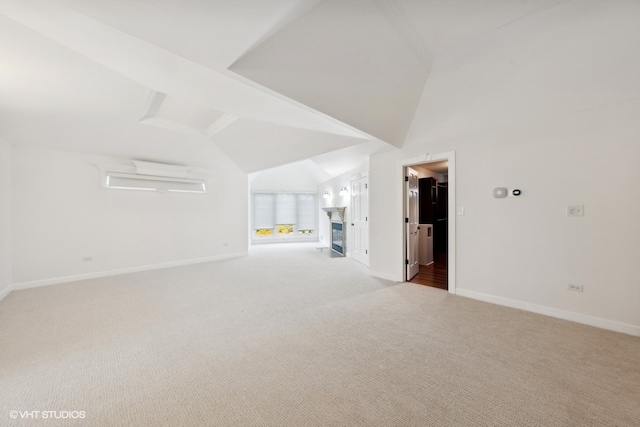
1, 243, 639, 426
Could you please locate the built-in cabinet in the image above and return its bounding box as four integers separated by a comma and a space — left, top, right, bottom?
436, 182, 448, 253
418, 223, 433, 265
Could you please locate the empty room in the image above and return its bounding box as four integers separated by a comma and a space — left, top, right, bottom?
1, 1, 639, 426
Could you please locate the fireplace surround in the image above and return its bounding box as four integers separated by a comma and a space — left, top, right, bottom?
331, 221, 344, 255
321, 207, 346, 257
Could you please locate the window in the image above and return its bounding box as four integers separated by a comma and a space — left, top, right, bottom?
277, 224, 294, 235
252, 191, 318, 244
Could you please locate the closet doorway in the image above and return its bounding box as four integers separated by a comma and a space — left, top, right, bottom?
403, 154, 454, 292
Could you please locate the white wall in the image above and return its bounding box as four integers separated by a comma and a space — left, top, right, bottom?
318, 163, 368, 252
250, 159, 329, 192
11, 146, 248, 285
369, 99, 640, 335
369, 0, 640, 335
0, 139, 12, 298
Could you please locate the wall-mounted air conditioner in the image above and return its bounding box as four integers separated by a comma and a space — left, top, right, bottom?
100, 161, 207, 194
105, 172, 206, 193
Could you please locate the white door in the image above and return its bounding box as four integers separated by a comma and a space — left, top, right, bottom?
406, 167, 419, 280
351, 176, 369, 266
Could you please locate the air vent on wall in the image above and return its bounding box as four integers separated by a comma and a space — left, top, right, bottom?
105, 172, 206, 193
100, 161, 207, 194
132, 160, 191, 178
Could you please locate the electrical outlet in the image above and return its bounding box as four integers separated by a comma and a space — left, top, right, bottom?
568, 284, 584, 292
567, 205, 584, 217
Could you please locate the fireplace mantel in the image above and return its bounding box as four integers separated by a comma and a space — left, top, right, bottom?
321, 207, 346, 222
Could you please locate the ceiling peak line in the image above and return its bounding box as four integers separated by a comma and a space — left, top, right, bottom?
370, 0, 433, 68
228, 0, 322, 69
206, 114, 239, 138
139, 90, 166, 121
429, 0, 575, 77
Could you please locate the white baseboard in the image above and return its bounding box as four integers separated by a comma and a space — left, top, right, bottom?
456, 288, 640, 337
0, 284, 12, 302
369, 270, 402, 282
6, 252, 248, 295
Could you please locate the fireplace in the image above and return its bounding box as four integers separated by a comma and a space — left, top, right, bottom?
321, 207, 346, 257
331, 222, 344, 256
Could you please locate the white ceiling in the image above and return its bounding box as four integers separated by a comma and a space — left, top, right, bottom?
1, 0, 639, 176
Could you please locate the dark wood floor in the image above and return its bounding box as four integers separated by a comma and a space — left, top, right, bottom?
409, 253, 447, 290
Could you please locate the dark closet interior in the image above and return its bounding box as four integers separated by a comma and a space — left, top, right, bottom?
411, 174, 448, 290
418, 177, 447, 255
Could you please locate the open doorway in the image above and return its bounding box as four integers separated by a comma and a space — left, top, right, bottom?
403, 152, 455, 293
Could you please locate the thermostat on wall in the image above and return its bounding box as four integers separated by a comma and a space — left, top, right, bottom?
493, 187, 508, 198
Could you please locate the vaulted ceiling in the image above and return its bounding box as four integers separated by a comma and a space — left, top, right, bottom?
1, 0, 639, 176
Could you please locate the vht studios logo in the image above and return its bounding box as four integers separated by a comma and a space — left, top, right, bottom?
9, 410, 86, 419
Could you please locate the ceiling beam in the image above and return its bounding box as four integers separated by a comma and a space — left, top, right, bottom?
206, 114, 239, 138
0, 0, 370, 140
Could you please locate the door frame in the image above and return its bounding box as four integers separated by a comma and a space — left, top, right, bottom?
350, 173, 369, 266
400, 151, 456, 294
405, 166, 420, 280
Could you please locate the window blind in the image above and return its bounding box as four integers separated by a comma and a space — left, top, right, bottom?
253, 193, 275, 228
297, 194, 316, 229
275, 193, 297, 224
252, 191, 317, 237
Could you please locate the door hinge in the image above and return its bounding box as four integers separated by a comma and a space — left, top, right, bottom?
365, 183, 368, 189
405, 217, 409, 223
405, 259, 409, 265
365, 216, 368, 221
366, 249, 368, 254
405, 176, 409, 182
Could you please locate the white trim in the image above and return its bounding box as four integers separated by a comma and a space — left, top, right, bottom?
0, 284, 12, 301
9, 252, 248, 293
350, 174, 370, 267
399, 151, 456, 294
457, 288, 640, 337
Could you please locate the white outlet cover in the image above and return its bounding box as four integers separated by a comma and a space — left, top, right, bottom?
567, 205, 585, 216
